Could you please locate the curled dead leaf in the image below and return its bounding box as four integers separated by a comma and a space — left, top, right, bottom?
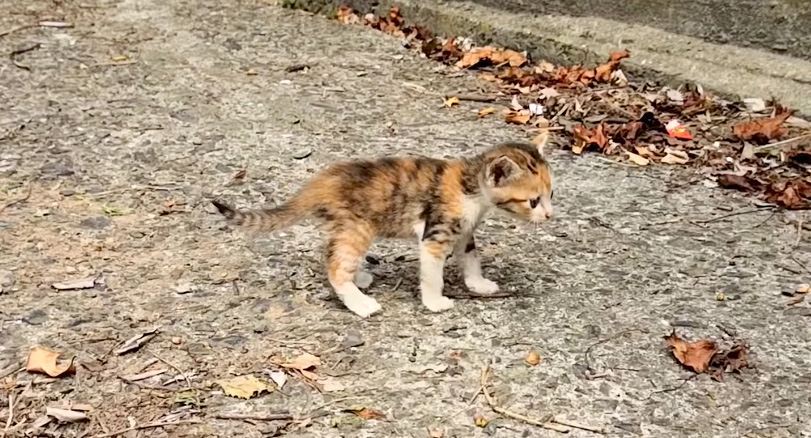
733, 106, 793, 143
478, 107, 495, 117
717, 174, 759, 192
347, 406, 386, 420
26, 347, 75, 377
280, 353, 321, 370
660, 148, 689, 165
664, 331, 717, 373
46, 407, 87, 423
474, 413, 489, 427
764, 180, 811, 209
626, 152, 650, 166
524, 349, 541, 366
216, 375, 270, 399
572, 123, 609, 152
503, 109, 531, 125
444, 96, 460, 108
456, 46, 526, 69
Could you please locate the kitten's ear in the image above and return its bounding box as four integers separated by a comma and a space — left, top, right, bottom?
532, 131, 549, 157
485, 156, 521, 187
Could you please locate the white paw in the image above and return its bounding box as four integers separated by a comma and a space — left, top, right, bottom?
343, 293, 382, 318
465, 277, 500, 295
354, 271, 373, 289
422, 295, 454, 313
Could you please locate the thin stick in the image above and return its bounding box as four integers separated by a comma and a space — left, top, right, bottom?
4, 393, 13, 431
796, 220, 804, 247
0, 24, 36, 38
0, 366, 23, 381
150, 351, 192, 391
695, 207, 774, 224
453, 94, 498, 103
92, 419, 201, 438
9, 43, 41, 70
479, 365, 572, 433
790, 255, 811, 276
0, 185, 32, 213
553, 416, 605, 434
754, 134, 811, 152
214, 412, 293, 421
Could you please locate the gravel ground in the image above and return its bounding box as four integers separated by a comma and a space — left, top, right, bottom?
1, 0, 811, 437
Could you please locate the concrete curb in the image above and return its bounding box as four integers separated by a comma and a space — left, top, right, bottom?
290, 0, 811, 116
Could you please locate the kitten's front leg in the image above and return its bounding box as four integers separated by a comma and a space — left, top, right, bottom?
458, 235, 499, 294
419, 238, 454, 312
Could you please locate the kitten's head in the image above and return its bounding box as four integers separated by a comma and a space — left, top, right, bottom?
480, 135, 554, 224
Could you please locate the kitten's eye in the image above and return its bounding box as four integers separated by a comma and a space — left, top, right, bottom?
529, 197, 540, 209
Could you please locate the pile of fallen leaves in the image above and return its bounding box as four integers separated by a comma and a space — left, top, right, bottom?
335, 5, 811, 209
665, 332, 748, 381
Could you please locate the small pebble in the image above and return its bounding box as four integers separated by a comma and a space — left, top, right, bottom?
171, 337, 181, 345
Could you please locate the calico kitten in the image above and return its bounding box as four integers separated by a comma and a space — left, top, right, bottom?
213, 135, 553, 317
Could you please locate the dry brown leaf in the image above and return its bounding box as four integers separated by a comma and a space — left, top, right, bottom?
717, 174, 758, 192
429, 429, 444, 438
456, 46, 526, 69
627, 152, 650, 166
733, 107, 792, 144
26, 347, 75, 377
489, 49, 527, 67
504, 109, 531, 125
46, 407, 87, 423
765, 180, 811, 209
660, 148, 689, 165
635, 145, 655, 158
665, 332, 717, 373
524, 349, 541, 366
336, 6, 360, 24
572, 123, 609, 152
348, 406, 386, 420
444, 96, 460, 108
478, 107, 495, 117
216, 375, 270, 399
710, 341, 749, 381
280, 353, 321, 370
233, 169, 247, 180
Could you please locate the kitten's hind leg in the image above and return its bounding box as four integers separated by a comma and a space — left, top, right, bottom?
326, 224, 381, 317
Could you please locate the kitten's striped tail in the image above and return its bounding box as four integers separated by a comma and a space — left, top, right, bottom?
211, 200, 307, 232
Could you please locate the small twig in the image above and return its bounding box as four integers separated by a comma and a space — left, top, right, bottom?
0, 185, 32, 213
749, 210, 776, 229
150, 351, 192, 391
214, 412, 293, 422
790, 255, 811, 276
694, 207, 775, 224
9, 43, 41, 70
0, 366, 23, 381
754, 134, 811, 152
391, 278, 403, 292
480, 364, 580, 433
553, 416, 606, 434
0, 24, 36, 38
645, 374, 698, 399
92, 419, 201, 438
444, 291, 513, 299
4, 392, 13, 432
452, 93, 498, 103
307, 396, 363, 415
593, 156, 636, 167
